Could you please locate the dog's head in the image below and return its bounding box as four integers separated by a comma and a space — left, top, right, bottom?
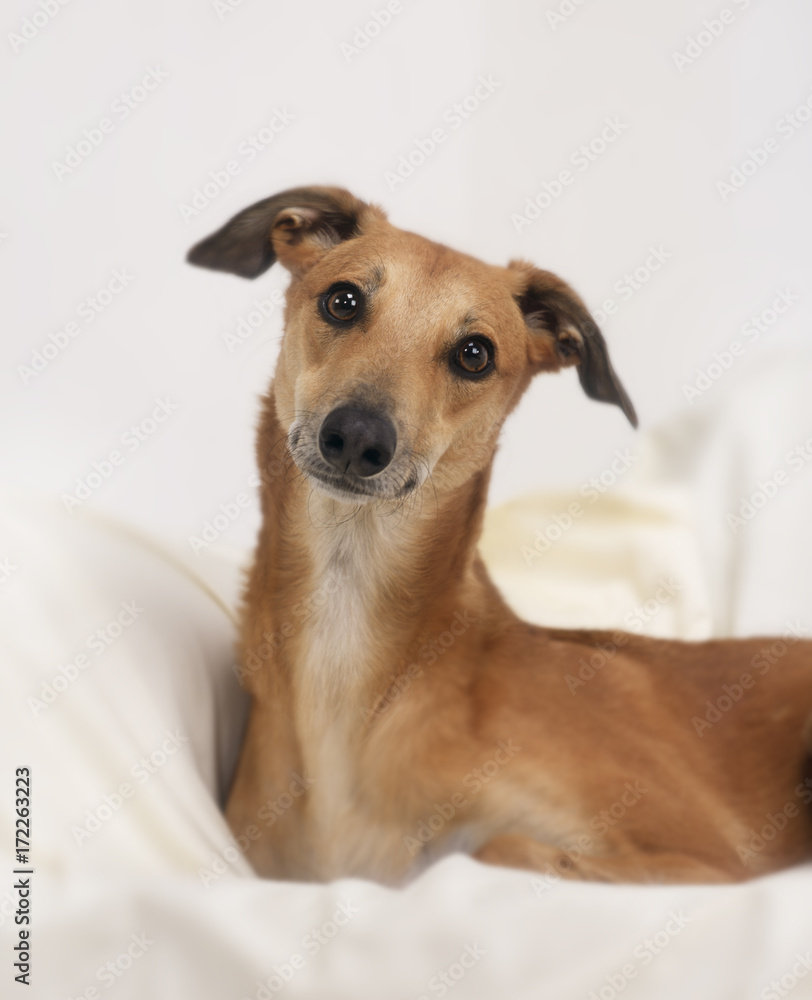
188, 186, 636, 503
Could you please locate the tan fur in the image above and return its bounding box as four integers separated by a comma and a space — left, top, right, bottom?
187, 187, 812, 885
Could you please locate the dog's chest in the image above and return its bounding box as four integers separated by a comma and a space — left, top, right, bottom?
291, 513, 409, 877
301, 518, 378, 681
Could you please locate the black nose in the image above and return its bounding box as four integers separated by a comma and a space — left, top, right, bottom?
318, 406, 396, 478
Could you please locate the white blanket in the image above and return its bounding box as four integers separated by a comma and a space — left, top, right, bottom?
3, 346, 812, 1000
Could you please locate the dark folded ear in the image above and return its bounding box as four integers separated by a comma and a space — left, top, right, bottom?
186, 186, 382, 279
511, 261, 637, 427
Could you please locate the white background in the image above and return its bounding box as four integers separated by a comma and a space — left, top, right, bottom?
2, 0, 810, 548
3, 6, 812, 998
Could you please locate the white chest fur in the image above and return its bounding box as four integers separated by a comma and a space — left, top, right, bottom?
291, 501, 404, 877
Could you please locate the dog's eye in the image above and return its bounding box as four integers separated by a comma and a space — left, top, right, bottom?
452, 337, 493, 378
322, 284, 362, 323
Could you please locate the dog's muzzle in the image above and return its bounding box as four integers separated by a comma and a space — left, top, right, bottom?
318, 406, 396, 478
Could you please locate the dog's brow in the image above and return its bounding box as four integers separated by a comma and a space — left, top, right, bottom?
343, 260, 385, 295
460, 310, 489, 331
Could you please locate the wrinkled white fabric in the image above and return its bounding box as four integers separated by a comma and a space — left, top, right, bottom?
2, 347, 812, 1000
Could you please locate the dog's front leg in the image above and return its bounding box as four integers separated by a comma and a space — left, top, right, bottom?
473, 834, 736, 884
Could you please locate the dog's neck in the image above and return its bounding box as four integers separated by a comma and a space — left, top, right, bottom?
239, 392, 517, 878
243, 393, 511, 876
249, 393, 502, 714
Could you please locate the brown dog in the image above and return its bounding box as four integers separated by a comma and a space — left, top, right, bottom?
187, 186, 812, 885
